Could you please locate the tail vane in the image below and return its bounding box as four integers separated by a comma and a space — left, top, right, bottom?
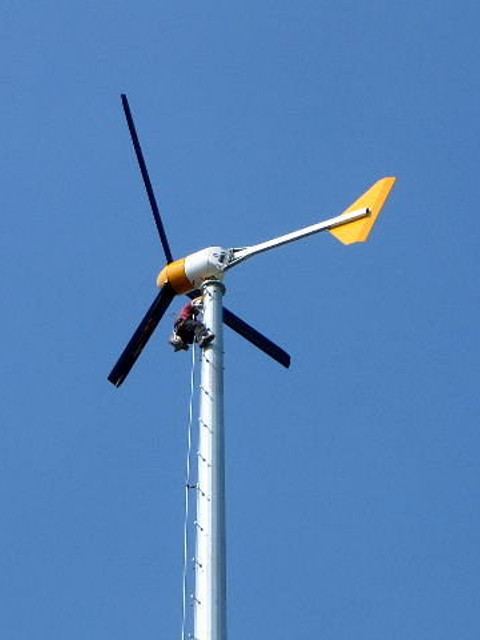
329, 177, 397, 245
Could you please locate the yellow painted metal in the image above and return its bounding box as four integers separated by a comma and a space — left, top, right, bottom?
329, 177, 397, 245
157, 259, 192, 294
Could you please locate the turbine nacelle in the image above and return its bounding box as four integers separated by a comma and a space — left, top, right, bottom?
157, 246, 231, 294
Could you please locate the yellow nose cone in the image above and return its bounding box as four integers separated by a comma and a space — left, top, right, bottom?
156, 258, 192, 294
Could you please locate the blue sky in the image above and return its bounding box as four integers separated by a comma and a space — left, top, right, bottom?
2, 2, 480, 638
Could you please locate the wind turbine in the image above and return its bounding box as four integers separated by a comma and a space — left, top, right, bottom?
108, 94, 396, 640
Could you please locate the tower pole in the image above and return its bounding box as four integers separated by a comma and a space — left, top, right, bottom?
194, 279, 227, 640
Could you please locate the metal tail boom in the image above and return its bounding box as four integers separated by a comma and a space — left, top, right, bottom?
226, 207, 370, 268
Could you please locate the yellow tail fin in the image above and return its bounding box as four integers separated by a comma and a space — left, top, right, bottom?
329, 177, 397, 245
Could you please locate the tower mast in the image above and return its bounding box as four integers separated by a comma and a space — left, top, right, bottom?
194, 280, 227, 640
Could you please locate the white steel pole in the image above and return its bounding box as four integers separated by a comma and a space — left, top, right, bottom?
194, 279, 227, 640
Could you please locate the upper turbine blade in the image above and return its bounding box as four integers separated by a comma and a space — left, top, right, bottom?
121, 94, 174, 263
108, 284, 176, 387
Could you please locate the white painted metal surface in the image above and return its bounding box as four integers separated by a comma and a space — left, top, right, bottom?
194, 280, 227, 640
184, 247, 231, 289
227, 207, 370, 267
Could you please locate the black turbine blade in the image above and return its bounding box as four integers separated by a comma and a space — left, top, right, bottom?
223, 308, 291, 368
108, 284, 176, 387
121, 94, 174, 264
186, 290, 290, 368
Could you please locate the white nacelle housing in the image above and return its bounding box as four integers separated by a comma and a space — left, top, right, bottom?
184, 246, 230, 288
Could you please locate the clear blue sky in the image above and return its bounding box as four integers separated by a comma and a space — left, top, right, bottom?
2, 2, 479, 638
